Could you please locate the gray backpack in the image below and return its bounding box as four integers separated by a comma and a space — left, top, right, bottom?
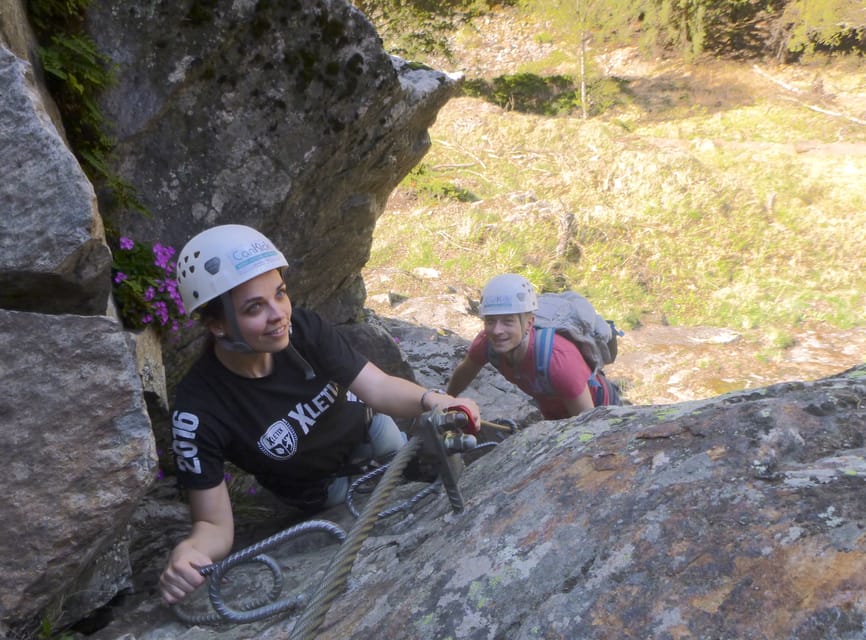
532, 291, 621, 380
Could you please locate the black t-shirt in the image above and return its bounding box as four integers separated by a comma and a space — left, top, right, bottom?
170, 308, 370, 495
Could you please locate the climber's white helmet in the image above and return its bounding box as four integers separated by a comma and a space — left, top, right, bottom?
176, 224, 288, 315
479, 273, 538, 316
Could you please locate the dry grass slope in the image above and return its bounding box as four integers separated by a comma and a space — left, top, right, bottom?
364, 4, 866, 404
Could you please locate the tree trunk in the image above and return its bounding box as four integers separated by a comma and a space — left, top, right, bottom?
580, 32, 587, 119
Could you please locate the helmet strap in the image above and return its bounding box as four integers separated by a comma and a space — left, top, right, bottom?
214, 291, 316, 380
285, 342, 316, 380
215, 291, 255, 353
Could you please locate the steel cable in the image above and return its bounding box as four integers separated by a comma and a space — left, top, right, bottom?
345, 463, 441, 519
172, 519, 346, 625
287, 435, 423, 640
172, 419, 500, 632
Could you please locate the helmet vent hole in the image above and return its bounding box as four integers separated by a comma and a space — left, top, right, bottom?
193, 251, 200, 259
193, 291, 199, 299
204, 257, 220, 275
189, 265, 195, 273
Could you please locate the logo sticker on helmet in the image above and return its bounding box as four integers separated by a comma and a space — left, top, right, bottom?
485, 295, 513, 309
231, 240, 279, 273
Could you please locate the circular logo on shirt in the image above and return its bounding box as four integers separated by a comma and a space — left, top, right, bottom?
257, 419, 299, 460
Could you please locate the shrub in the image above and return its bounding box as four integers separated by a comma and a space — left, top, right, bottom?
110, 237, 191, 338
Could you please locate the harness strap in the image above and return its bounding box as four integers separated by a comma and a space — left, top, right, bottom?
534, 327, 556, 395
588, 373, 605, 406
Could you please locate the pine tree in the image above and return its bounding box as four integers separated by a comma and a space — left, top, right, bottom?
782, 0, 866, 56
640, 0, 714, 58
522, 0, 640, 118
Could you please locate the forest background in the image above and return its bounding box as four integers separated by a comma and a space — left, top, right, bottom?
355, 0, 866, 403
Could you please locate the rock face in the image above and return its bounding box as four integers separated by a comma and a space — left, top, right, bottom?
0, 311, 156, 631
87, 0, 461, 323
81, 360, 866, 640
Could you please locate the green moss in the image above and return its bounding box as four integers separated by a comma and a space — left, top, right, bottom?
27, 0, 147, 219
468, 580, 490, 608
654, 408, 681, 421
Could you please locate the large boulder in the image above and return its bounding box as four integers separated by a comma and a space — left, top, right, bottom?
0, 43, 112, 316
86, 0, 461, 323
0, 0, 64, 125
0, 310, 157, 634
0, 17, 153, 634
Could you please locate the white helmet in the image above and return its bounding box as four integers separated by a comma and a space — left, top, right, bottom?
479, 273, 538, 316
176, 224, 288, 315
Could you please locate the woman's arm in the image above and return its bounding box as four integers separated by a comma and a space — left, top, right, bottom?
159, 481, 234, 604
563, 386, 595, 417
445, 356, 484, 397
349, 362, 480, 423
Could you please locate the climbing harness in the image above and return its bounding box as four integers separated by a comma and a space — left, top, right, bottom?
172, 406, 500, 636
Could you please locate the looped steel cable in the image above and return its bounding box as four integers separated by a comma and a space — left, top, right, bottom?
172, 409, 502, 634
345, 464, 441, 519
172, 519, 346, 625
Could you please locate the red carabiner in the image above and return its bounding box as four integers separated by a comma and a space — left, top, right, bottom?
446, 404, 480, 436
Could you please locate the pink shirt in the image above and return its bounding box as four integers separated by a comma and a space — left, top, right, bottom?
467, 327, 592, 420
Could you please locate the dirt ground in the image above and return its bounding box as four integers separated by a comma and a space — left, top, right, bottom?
604, 322, 866, 405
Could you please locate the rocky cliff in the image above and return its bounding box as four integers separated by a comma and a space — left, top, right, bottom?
1, 0, 864, 638
0, 0, 457, 635
81, 325, 866, 639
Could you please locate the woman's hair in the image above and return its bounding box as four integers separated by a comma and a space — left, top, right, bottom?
197, 296, 224, 351
197, 296, 224, 325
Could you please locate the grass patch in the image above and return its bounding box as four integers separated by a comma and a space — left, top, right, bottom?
368, 77, 866, 334
462, 71, 630, 117
366, 6, 866, 337
462, 73, 581, 115
403, 163, 481, 203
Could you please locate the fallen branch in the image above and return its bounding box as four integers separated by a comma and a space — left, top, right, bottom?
751, 64, 805, 94
752, 64, 866, 126
779, 95, 866, 126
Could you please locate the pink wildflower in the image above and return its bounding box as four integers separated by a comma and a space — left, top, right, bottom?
152, 243, 176, 270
